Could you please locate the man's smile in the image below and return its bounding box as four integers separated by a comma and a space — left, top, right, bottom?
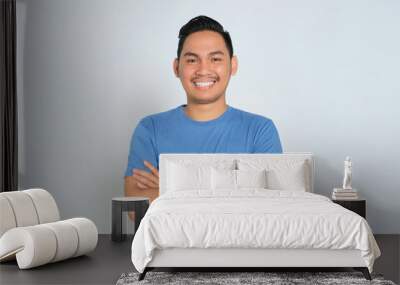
192, 79, 217, 90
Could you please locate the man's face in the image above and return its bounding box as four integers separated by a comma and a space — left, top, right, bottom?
173, 30, 238, 105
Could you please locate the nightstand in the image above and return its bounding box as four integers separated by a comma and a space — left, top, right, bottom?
111, 197, 149, 242
332, 198, 366, 219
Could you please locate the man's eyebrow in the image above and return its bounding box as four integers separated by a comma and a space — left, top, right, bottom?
183, 51, 225, 57
209, 51, 225, 56
183, 52, 198, 57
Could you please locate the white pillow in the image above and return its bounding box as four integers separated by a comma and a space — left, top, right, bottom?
237, 169, 267, 188
211, 168, 268, 190
238, 159, 308, 191
165, 159, 236, 192
211, 168, 236, 190
267, 165, 306, 191
166, 162, 211, 191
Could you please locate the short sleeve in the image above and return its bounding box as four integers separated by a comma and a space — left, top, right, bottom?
253, 119, 283, 153
124, 118, 158, 177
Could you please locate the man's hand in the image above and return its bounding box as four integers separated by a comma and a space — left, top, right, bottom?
125, 160, 159, 221
132, 160, 159, 189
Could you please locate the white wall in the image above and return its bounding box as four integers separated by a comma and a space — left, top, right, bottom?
17, 0, 400, 233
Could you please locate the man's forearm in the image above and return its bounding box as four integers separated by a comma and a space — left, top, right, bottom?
124, 176, 159, 202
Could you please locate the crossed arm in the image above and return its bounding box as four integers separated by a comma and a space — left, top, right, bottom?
124, 160, 159, 220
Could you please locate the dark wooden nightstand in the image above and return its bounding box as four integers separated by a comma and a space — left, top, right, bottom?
332, 199, 366, 219
111, 197, 149, 242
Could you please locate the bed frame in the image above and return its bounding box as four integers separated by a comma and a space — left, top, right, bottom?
140, 248, 371, 280
138, 153, 372, 281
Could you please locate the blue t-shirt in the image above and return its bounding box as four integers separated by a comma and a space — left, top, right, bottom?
124, 105, 282, 177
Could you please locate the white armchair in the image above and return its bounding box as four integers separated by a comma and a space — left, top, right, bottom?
0, 188, 98, 269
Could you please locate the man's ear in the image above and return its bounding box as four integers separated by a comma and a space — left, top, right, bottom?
173, 58, 179, 77
230, 55, 238, 76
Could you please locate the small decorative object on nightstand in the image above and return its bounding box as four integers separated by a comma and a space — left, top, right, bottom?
342, 156, 353, 190
111, 197, 149, 242
332, 156, 359, 200
332, 198, 366, 219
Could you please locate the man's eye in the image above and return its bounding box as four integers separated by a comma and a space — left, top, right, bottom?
187, 59, 196, 63
212, 58, 222, 62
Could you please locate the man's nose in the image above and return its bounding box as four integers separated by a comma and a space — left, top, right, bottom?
195, 60, 212, 75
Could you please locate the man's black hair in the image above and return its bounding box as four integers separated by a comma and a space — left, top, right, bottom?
177, 15, 233, 59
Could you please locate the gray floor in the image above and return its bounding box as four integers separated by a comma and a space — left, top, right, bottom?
0, 235, 133, 285
0, 234, 399, 285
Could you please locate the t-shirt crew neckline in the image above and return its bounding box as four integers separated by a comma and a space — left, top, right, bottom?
178, 104, 233, 125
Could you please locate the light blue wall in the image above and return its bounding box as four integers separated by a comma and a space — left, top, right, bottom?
17, 0, 400, 233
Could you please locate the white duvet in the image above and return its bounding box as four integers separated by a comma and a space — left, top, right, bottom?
131, 190, 380, 273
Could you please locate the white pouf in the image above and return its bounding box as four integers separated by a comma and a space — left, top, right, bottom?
0, 189, 98, 269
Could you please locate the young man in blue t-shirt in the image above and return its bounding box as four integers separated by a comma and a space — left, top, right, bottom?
124, 16, 282, 203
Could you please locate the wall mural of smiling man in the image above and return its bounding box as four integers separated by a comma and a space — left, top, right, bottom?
124, 15, 282, 206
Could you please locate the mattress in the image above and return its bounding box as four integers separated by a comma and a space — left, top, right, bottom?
131, 189, 381, 273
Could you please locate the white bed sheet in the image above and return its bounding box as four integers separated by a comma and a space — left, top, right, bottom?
131, 190, 380, 273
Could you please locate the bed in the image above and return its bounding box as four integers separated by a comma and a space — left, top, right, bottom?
130, 153, 381, 281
